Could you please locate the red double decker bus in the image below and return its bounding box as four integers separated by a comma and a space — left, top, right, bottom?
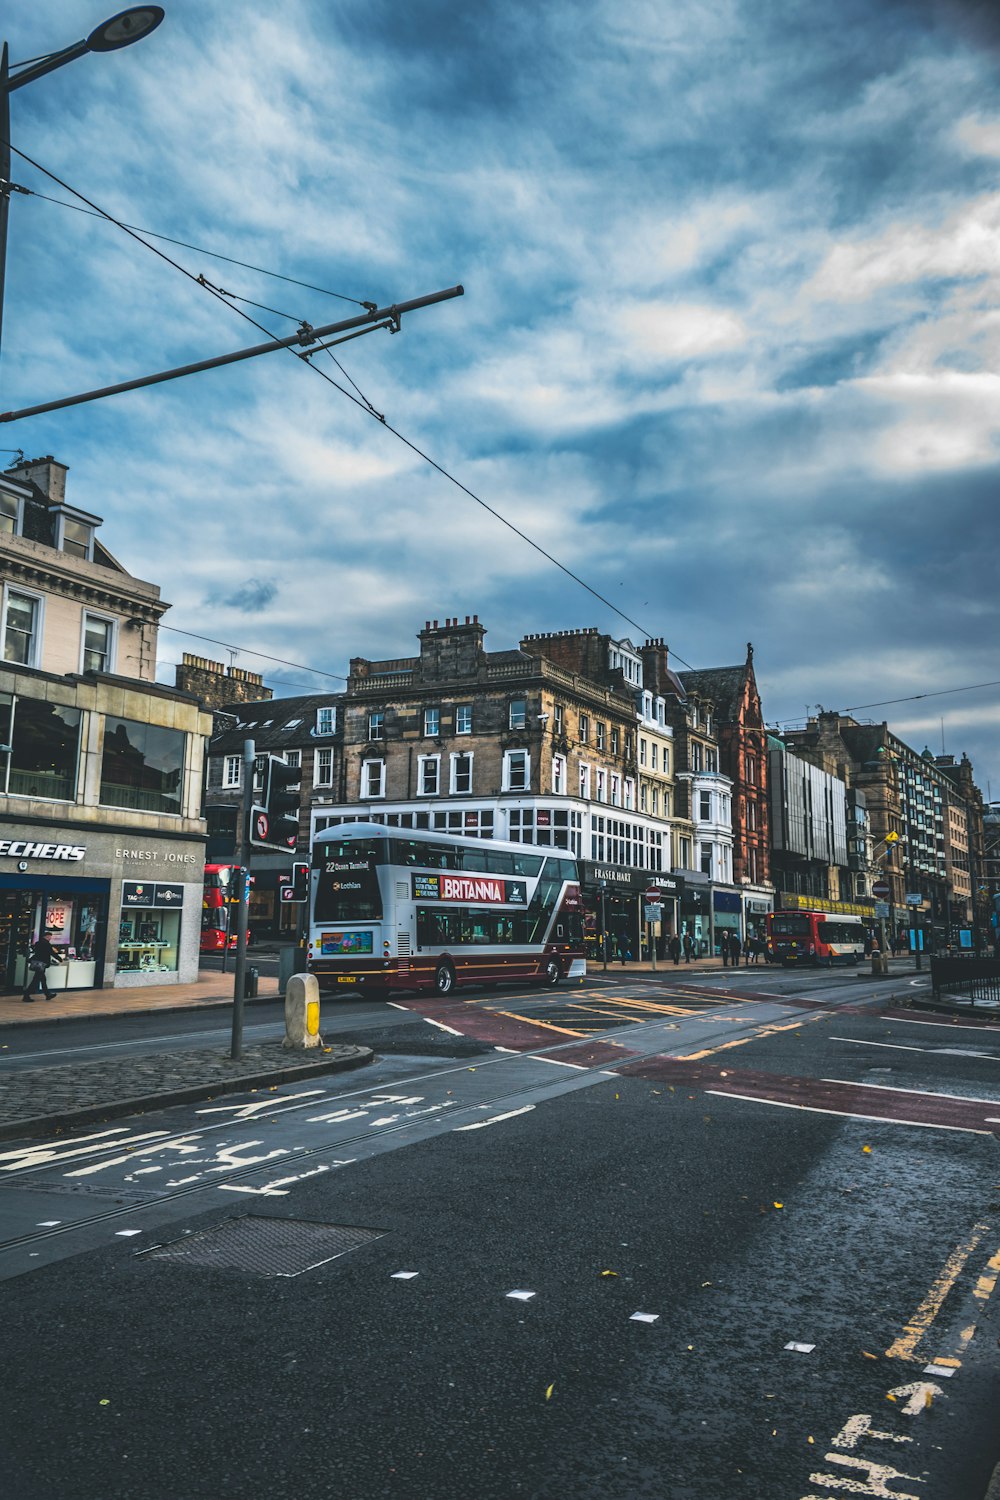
201, 864, 251, 953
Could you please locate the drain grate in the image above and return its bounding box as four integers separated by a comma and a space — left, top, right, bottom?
141, 1216, 385, 1278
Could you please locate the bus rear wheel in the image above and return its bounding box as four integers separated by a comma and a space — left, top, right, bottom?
543, 959, 561, 988
433, 961, 455, 996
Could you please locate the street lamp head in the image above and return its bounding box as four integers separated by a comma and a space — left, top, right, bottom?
87, 7, 165, 54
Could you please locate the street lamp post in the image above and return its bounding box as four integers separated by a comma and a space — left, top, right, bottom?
0, 8, 164, 366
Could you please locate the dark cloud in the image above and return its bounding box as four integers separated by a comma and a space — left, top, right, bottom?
206, 579, 278, 613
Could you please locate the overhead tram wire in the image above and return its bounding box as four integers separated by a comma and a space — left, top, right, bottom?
9, 182, 374, 309
10, 143, 690, 663
157, 624, 348, 684
769, 677, 1000, 726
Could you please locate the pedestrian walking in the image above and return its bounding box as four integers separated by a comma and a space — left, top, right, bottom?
683, 932, 693, 963
669, 933, 681, 965
22, 934, 62, 1003
730, 933, 742, 967
721, 933, 730, 967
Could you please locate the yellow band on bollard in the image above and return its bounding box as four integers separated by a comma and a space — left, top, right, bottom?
307, 1000, 320, 1035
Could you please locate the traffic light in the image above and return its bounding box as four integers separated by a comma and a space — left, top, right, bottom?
279, 861, 310, 903
251, 755, 299, 851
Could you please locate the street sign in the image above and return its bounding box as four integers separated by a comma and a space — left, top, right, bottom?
875, 900, 890, 918
905, 892, 923, 906
644, 888, 667, 901
872, 880, 890, 899
644, 903, 662, 923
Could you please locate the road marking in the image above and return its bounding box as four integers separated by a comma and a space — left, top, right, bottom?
830, 1036, 1000, 1060
785, 1341, 816, 1353
884, 1382, 943, 1416
630, 1312, 659, 1323
422, 1017, 463, 1035
675, 1036, 756, 1061
974, 1246, 1000, 1301
506, 1289, 536, 1301
821, 1077, 1000, 1106
391, 1271, 419, 1279
807, 1452, 922, 1498
885, 1223, 991, 1361
703, 1090, 993, 1134
492, 1010, 580, 1038
535, 1056, 588, 1070
454, 1105, 535, 1131
834, 1412, 912, 1447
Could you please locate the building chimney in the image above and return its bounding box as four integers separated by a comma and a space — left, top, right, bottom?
6, 454, 69, 506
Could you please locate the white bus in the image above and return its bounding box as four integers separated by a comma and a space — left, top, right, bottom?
307, 822, 586, 996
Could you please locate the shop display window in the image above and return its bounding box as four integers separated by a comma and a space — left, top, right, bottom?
23, 891, 102, 989
100, 717, 185, 815
0, 693, 81, 800
116, 882, 183, 972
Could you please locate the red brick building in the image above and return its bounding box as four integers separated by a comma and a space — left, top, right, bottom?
679, 644, 773, 934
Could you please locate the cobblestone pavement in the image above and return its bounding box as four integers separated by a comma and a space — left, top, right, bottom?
0, 1041, 373, 1141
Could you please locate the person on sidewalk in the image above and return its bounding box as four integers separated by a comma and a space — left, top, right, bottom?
683, 932, 693, 963
730, 932, 742, 967
22, 934, 62, 1003
669, 933, 681, 965
721, 933, 730, 967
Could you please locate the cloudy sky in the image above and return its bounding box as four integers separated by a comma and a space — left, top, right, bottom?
2, 0, 999, 794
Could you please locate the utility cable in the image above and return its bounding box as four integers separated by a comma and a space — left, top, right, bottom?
12, 143, 684, 660
769, 677, 1000, 727
157, 624, 348, 682
10, 180, 373, 308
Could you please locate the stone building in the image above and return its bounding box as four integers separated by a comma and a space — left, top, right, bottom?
174, 653, 272, 710
204, 691, 343, 939
677, 645, 772, 946
312, 617, 684, 960
0, 457, 213, 993
779, 712, 986, 950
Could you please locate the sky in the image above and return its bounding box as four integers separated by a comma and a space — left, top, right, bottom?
2, 0, 999, 796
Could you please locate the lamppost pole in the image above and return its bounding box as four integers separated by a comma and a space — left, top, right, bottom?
0, 8, 164, 368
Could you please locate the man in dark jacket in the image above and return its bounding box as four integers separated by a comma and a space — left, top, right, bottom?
22, 934, 61, 1003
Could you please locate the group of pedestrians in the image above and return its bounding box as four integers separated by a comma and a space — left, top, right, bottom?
721, 932, 765, 966
667, 932, 696, 965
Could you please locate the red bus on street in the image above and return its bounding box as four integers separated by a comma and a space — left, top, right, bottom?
201, 864, 251, 953
769, 910, 865, 967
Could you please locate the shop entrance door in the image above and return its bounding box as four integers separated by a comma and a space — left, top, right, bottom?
0, 890, 33, 994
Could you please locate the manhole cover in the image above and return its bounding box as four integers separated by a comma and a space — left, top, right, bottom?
142, 1216, 385, 1277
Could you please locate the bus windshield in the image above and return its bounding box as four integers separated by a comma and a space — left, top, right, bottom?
314, 839, 384, 922
773, 915, 809, 937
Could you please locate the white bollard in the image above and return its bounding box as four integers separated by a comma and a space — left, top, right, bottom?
283, 972, 322, 1049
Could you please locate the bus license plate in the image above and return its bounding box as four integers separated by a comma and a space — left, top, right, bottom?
337, 976, 357, 984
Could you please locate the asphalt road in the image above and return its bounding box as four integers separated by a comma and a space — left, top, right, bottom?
2, 970, 999, 1499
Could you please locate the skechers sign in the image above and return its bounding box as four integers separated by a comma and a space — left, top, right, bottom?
411, 873, 527, 905
0, 839, 86, 861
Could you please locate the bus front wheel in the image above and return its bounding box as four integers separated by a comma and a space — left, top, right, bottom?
433, 961, 455, 996
543, 959, 561, 987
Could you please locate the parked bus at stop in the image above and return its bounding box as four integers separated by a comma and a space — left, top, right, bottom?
769, 910, 865, 966
307, 822, 586, 995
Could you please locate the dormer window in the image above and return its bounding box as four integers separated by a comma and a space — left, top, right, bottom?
59, 516, 94, 560
315, 706, 336, 736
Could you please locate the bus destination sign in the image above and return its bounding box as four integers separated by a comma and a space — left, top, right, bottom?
412, 873, 528, 906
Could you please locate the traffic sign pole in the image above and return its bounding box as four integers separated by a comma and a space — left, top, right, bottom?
230, 737, 254, 1060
